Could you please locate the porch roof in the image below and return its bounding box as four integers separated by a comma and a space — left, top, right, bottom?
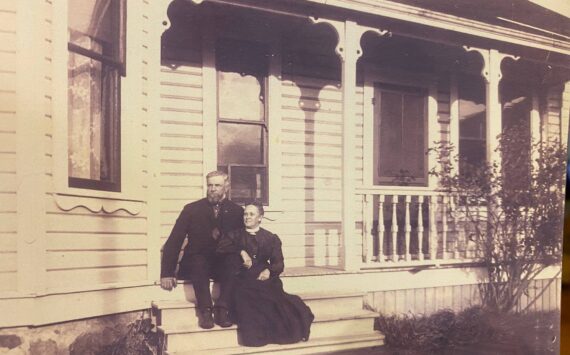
389, 0, 569, 37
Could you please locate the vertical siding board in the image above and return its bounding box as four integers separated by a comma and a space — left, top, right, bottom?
425, 287, 435, 315
384, 290, 396, 315
550, 279, 558, 311
416, 287, 426, 315
404, 288, 414, 314
396, 290, 406, 314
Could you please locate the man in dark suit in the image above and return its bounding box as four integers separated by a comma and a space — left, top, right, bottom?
160, 171, 244, 329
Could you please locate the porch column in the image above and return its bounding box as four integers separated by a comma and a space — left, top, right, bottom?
463, 47, 518, 166
311, 18, 386, 271
341, 21, 359, 271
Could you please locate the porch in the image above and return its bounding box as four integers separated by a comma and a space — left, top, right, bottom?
155, 0, 570, 274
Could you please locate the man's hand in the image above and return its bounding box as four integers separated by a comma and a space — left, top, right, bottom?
257, 269, 270, 281
160, 277, 177, 291
241, 250, 253, 269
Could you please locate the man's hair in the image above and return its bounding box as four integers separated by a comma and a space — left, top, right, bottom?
206, 170, 229, 183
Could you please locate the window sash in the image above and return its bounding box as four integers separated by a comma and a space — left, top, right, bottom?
66, 0, 124, 192
216, 38, 269, 204
68, 0, 127, 75
374, 84, 428, 186
67, 53, 121, 192
222, 164, 268, 204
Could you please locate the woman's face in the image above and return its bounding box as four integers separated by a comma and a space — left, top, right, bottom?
244, 205, 263, 229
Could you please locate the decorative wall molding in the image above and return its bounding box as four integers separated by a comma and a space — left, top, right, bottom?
53, 194, 145, 215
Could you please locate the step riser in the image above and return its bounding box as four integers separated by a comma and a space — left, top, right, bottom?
306, 296, 363, 317
310, 317, 375, 339
156, 274, 365, 302
166, 338, 385, 355
165, 317, 375, 352
156, 296, 363, 328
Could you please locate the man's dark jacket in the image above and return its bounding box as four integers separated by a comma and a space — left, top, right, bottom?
160, 198, 244, 278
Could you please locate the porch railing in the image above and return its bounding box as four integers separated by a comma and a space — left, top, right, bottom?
356, 186, 479, 267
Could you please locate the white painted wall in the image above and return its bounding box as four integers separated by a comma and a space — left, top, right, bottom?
0, 0, 17, 293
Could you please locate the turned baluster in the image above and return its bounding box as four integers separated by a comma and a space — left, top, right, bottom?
417, 196, 424, 261
391, 196, 398, 262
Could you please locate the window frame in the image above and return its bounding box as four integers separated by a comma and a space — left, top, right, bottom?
373, 83, 429, 187
362, 66, 437, 190
214, 38, 271, 205
52, 0, 144, 213
66, 0, 127, 192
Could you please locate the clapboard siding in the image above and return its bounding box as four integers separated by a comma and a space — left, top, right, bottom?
140, 0, 151, 190
46, 266, 148, 290
159, 60, 204, 244
41, 0, 154, 292
0, 2, 17, 294
544, 87, 563, 141
47, 250, 147, 270
369, 278, 560, 316
278, 75, 369, 266
46, 232, 147, 251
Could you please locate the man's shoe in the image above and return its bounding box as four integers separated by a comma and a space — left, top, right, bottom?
213, 307, 233, 328
197, 308, 214, 329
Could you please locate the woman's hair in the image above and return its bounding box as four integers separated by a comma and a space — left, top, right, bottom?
244, 200, 264, 216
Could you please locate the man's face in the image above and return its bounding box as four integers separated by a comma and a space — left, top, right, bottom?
207, 175, 228, 204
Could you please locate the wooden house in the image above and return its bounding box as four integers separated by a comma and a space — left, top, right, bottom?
1, 0, 568, 353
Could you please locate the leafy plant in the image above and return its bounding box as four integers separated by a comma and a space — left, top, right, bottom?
101, 311, 158, 355
429, 123, 565, 313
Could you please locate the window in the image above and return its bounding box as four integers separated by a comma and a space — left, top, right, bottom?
373, 83, 427, 186
216, 39, 269, 204
459, 74, 486, 173
67, 0, 125, 192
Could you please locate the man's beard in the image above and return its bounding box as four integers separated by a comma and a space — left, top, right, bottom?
207, 192, 224, 204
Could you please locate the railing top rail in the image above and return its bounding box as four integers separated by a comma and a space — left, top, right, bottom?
355, 186, 447, 196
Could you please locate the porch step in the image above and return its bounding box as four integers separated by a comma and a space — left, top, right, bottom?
152, 291, 364, 328
164, 333, 384, 355
158, 309, 379, 353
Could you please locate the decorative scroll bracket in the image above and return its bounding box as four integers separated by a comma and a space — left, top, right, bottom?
309, 17, 346, 59
463, 46, 520, 83
310, 17, 389, 61
353, 26, 389, 61
160, 0, 174, 30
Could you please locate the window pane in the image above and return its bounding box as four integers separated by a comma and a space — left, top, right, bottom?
68, 0, 122, 60
378, 91, 403, 178
459, 75, 486, 168
218, 123, 264, 166
223, 166, 267, 204
402, 94, 425, 178
376, 86, 426, 185
218, 72, 264, 121
68, 52, 119, 183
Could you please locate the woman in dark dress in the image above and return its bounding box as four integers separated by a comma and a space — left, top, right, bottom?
217, 201, 314, 347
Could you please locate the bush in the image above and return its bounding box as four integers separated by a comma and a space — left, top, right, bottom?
428, 128, 565, 313
375, 306, 507, 352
